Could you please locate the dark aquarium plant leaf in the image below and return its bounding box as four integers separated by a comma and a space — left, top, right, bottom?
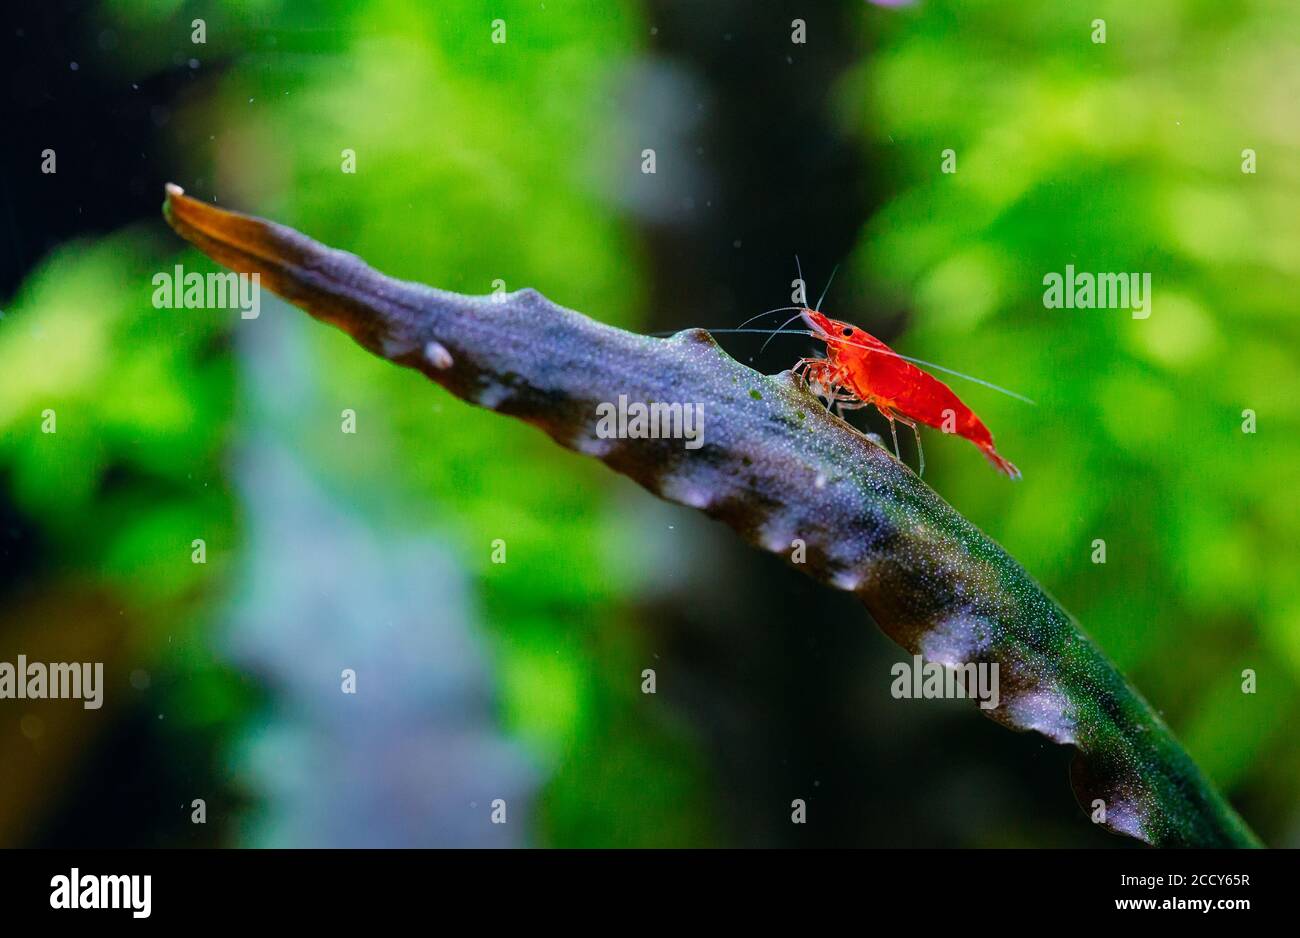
162, 185, 1261, 848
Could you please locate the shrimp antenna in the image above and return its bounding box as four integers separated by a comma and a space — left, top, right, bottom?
646, 309, 804, 340
814, 263, 839, 312
734, 306, 806, 329
758, 311, 809, 356
881, 351, 1036, 404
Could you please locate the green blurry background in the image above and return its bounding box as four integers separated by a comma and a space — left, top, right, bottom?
0, 0, 1295, 847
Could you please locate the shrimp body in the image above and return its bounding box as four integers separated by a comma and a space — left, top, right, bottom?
796, 309, 1020, 479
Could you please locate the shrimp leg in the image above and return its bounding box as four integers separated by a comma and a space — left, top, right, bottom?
874, 406, 924, 476
795, 358, 854, 411
870, 405, 903, 460
885, 410, 925, 478
833, 398, 870, 421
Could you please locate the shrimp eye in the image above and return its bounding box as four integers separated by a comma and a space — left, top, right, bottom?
841, 327, 854, 337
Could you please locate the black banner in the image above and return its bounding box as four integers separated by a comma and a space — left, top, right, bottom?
0, 848, 1286, 924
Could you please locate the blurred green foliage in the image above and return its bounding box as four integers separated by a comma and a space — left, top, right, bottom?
848, 0, 1300, 813
0, 228, 235, 637
210, 0, 717, 846
4, 0, 719, 846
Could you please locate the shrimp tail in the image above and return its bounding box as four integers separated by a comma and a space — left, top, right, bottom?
981, 446, 1022, 481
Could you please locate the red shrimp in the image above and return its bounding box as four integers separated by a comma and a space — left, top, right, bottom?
793, 308, 1021, 479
